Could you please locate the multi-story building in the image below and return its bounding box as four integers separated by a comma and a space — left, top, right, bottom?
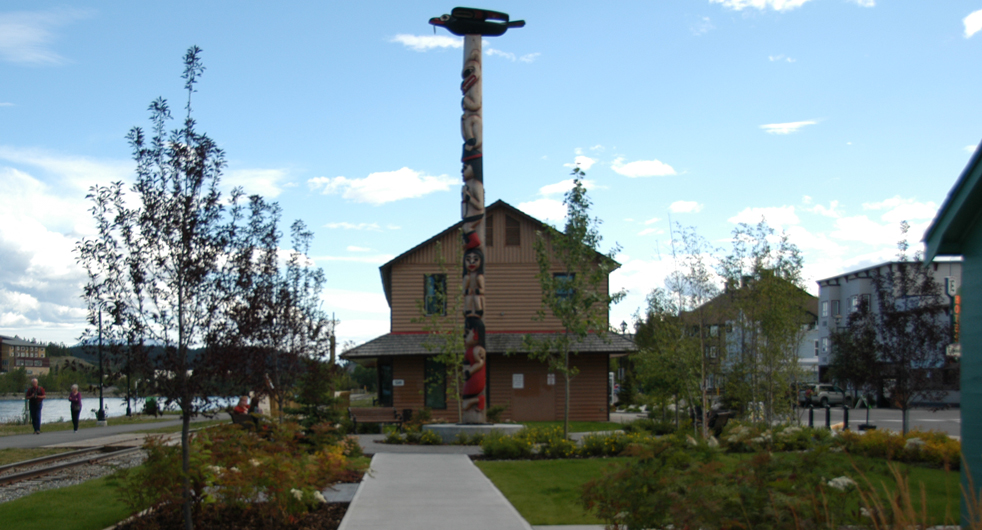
682, 278, 820, 392
0, 335, 50, 377
815, 261, 961, 400
342, 200, 635, 422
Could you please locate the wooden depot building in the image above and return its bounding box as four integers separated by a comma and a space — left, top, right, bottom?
341, 200, 635, 422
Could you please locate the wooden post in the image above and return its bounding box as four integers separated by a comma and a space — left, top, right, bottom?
430, 8, 523, 424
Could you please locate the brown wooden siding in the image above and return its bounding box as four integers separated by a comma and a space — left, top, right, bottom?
391, 356, 462, 423
390, 353, 608, 422
389, 209, 610, 332
488, 353, 609, 422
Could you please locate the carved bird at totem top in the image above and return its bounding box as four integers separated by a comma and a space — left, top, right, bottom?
429, 7, 524, 37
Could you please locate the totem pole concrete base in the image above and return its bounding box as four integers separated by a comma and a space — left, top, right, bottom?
423, 423, 524, 444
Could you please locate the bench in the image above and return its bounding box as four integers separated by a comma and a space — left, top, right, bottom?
230, 412, 259, 430
349, 407, 403, 433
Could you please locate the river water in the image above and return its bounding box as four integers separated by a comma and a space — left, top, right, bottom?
0, 396, 237, 424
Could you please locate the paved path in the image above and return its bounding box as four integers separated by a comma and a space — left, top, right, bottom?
338, 453, 533, 530
0, 415, 216, 450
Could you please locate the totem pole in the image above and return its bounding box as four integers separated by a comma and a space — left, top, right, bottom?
430, 8, 523, 423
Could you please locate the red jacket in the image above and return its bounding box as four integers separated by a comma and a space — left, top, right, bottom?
26, 385, 45, 404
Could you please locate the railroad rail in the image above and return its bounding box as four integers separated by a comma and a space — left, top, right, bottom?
0, 445, 142, 487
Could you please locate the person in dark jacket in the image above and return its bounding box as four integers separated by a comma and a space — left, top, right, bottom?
68, 384, 82, 432
26, 379, 45, 434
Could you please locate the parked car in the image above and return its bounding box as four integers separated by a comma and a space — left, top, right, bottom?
798, 384, 846, 407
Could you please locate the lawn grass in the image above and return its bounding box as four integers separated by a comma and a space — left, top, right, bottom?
0, 414, 174, 437
0, 447, 72, 466
519, 421, 622, 433
133, 418, 227, 434
477, 453, 962, 526
0, 472, 134, 530
476, 457, 630, 525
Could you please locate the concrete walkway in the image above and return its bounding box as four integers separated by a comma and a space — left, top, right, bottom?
0, 415, 216, 450
338, 453, 533, 530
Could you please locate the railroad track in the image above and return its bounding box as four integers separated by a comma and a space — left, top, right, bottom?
0, 445, 143, 487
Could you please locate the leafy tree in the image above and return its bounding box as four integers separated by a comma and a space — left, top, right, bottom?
828, 298, 879, 406
411, 239, 466, 420
633, 287, 697, 428
74, 46, 320, 530
285, 357, 344, 447
869, 221, 951, 434
524, 171, 625, 438
717, 220, 810, 425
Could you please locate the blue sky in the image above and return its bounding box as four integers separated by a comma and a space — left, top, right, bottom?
2, 1, 980, 347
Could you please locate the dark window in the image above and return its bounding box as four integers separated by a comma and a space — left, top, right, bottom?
554, 273, 574, 300
831, 300, 840, 317
378, 358, 393, 407
486, 214, 494, 247
424, 357, 447, 409
424, 274, 447, 316
505, 215, 520, 246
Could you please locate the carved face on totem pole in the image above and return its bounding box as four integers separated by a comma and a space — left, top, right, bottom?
460, 48, 483, 152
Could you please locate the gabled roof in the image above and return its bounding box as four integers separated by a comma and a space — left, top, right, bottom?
378, 199, 621, 307
681, 277, 819, 324
341, 331, 636, 360
925, 138, 982, 260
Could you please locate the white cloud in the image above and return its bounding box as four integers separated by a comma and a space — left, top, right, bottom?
321, 288, 389, 314
611, 157, 677, 178
0, 145, 131, 191
805, 200, 843, 218
589, 145, 605, 151
710, 0, 813, 12
324, 222, 382, 231
691, 17, 715, 36
644, 217, 661, 225
539, 178, 600, 196
728, 205, 800, 227
768, 55, 796, 63
224, 168, 289, 198
486, 48, 515, 61
307, 167, 455, 205
965, 145, 978, 153
334, 318, 390, 348
760, 120, 817, 134
669, 201, 703, 213
638, 228, 663, 236
390, 34, 462, 51
346, 246, 371, 252
965, 9, 982, 38
563, 155, 597, 171
519, 53, 540, 63
0, 8, 89, 65
862, 196, 938, 223
312, 254, 395, 265
850, 0, 874, 7
0, 102, 13, 107
518, 198, 566, 222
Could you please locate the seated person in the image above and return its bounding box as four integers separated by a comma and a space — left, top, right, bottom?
233, 395, 249, 415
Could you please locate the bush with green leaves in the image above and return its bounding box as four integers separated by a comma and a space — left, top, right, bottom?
582, 441, 871, 530
834, 428, 960, 470
118, 423, 353, 523
622, 417, 678, 436
480, 431, 534, 459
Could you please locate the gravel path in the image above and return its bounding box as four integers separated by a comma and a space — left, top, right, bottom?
0, 450, 146, 505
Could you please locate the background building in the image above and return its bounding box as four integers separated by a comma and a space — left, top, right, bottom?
342, 200, 634, 422
0, 335, 50, 377
815, 261, 961, 403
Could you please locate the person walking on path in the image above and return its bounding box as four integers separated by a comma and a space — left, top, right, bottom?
68, 384, 82, 432
25, 378, 45, 434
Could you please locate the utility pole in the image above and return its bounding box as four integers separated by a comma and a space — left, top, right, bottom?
430, 7, 523, 423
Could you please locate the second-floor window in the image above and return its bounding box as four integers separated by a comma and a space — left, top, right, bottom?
821, 301, 829, 318
554, 273, 575, 300
831, 300, 840, 317
486, 214, 494, 247
424, 274, 447, 316
505, 215, 520, 246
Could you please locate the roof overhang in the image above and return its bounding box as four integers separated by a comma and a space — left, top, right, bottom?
925, 138, 982, 261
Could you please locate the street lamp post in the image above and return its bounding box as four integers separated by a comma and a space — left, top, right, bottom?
97, 310, 106, 423
429, 7, 523, 424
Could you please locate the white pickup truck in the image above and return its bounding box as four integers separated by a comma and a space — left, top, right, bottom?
799, 384, 846, 407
